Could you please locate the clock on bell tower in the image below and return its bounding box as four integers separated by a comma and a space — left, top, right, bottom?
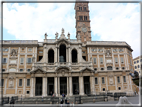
75, 0, 91, 43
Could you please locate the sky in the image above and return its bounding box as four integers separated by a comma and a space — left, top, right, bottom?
2, 1, 141, 58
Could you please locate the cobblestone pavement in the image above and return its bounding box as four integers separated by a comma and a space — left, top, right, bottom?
3, 95, 141, 106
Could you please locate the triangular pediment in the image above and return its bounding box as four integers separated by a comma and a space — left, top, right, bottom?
55, 38, 70, 44
55, 66, 70, 72
30, 68, 47, 74
80, 67, 95, 73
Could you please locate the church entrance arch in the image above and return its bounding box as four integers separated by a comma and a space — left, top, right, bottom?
35, 77, 42, 96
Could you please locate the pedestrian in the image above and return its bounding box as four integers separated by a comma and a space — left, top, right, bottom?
10, 97, 15, 107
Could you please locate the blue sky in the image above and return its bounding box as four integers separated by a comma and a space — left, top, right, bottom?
3, 2, 140, 58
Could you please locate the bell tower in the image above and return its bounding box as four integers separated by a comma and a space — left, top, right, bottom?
75, 0, 91, 42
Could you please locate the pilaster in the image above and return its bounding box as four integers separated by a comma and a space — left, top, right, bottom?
79, 76, 84, 95
69, 76, 73, 96
54, 77, 57, 96
4, 78, 7, 95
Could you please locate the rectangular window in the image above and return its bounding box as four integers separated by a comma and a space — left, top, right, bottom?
115, 57, 118, 63
95, 78, 98, 84
19, 79, 22, 86
27, 79, 30, 86
20, 58, 24, 64
79, 7, 82, 10
102, 77, 105, 84
117, 77, 120, 83
2, 58, 7, 63
79, 16, 83, 20
27, 58, 32, 63
100, 57, 103, 64
93, 58, 97, 64
1, 79, 4, 87
28, 48, 32, 51
83, 7, 86, 10
120, 57, 124, 63
84, 16, 87, 20
123, 76, 126, 82
3, 48, 8, 52
39, 51, 43, 53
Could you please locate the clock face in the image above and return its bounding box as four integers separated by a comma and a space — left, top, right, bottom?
82, 27, 87, 33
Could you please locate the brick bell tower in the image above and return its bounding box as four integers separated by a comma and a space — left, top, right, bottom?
75, 0, 91, 42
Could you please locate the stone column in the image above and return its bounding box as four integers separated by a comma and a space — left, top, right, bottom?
121, 76, 124, 91
58, 47, 59, 62
79, 76, 84, 95
54, 77, 57, 96
42, 77, 47, 96
4, 78, 7, 95
112, 53, 115, 70
118, 54, 121, 70
33, 77, 35, 97
68, 47, 71, 64
66, 47, 68, 62
124, 54, 127, 70
103, 54, 106, 70
30, 77, 34, 97
129, 75, 132, 91
25, 47, 27, 72
43, 45, 47, 63
69, 76, 73, 96
115, 76, 117, 91
78, 45, 82, 63
126, 75, 129, 89
15, 77, 18, 95
106, 77, 108, 91
87, 47, 90, 61
7, 47, 10, 72
57, 77, 60, 96
97, 55, 100, 71
67, 77, 69, 96
55, 47, 57, 63
90, 76, 95, 94
99, 77, 101, 92
35, 47, 37, 62
23, 77, 26, 96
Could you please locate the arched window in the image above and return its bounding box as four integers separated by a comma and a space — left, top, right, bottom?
107, 66, 112, 70
59, 44, 66, 62
48, 49, 54, 63
72, 49, 77, 63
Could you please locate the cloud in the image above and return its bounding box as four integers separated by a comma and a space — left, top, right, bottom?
89, 3, 140, 58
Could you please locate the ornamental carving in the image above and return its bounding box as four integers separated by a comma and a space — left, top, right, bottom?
9, 76, 14, 88
105, 49, 111, 57
109, 77, 113, 85
11, 49, 18, 56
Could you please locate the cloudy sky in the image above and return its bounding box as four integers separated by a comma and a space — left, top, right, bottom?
3, 1, 140, 58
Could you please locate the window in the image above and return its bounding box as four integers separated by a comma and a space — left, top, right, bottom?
39, 51, 43, 53
116, 67, 119, 70
84, 16, 87, 20
79, 16, 83, 20
120, 57, 124, 63
19, 79, 22, 86
1, 79, 4, 87
107, 66, 112, 70
79, 6, 82, 10
103, 88, 105, 91
21, 48, 25, 51
123, 76, 126, 82
3, 48, 8, 52
119, 49, 123, 52
2, 69, 5, 72
28, 48, 32, 51
113, 49, 117, 52
82, 51, 85, 53
95, 78, 98, 84
27, 58, 32, 63
2, 58, 7, 63
27, 91, 30, 94
135, 66, 137, 69
27, 79, 30, 86
94, 68, 97, 71
20, 69, 23, 72
115, 57, 118, 63
92, 48, 97, 52
101, 68, 104, 70
100, 57, 103, 64
20, 58, 24, 64
27, 69, 31, 72
118, 87, 121, 90
137, 60, 139, 63
134, 61, 136, 64
117, 77, 120, 83
122, 67, 125, 70
93, 58, 97, 64
102, 77, 105, 84
83, 7, 86, 10
138, 65, 139, 68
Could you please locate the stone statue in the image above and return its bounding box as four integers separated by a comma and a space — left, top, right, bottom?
45, 33, 47, 39
9, 76, 14, 88
55, 32, 58, 39
62, 28, 64, 34
67, 32, 70, 39
59, 28, 66, 39
11, 49, 17, 56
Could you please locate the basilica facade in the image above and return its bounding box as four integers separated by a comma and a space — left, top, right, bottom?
1, 1, 136, 98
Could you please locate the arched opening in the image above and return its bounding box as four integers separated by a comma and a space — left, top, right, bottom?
48, 49, 54, 63
59, 44, 66, 62
72, 49, 77, 63
107, 66, 112, 70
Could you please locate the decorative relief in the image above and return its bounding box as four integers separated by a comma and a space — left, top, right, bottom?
109, 75, 113, 85
8, 76, 14, 88
36, 70, 43, 74
119, 48, 124, 52
72, 67, 79, 70
105, 49, 112, 57
92, 48, 97, 52
113, 49, 117, 52
11, 49, 18, 56
47, 67, 54, 70
98, 48, 103, 52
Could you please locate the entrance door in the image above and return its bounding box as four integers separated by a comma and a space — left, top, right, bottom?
35, 77, 42, 96
84, 76, 90, 94
60, 77, 67, 95
72, 77, 79, 95
47, 77, 54, 95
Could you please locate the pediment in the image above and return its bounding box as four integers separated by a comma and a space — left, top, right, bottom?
30, 68, 47, 74
55, 38, 70, 44
80, 67, 95, 73
55, 66, 70, 72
